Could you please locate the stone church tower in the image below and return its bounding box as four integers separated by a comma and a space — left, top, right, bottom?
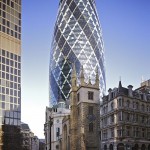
70, 66, 100, 150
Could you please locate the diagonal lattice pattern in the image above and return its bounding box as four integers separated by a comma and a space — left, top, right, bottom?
49, 0, 106, 106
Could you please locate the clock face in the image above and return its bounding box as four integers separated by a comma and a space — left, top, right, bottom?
87, 114, 96, 122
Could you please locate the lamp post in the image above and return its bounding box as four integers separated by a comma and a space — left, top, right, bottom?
49, 117, 53, 150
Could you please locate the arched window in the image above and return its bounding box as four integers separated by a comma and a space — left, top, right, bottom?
89, 123, 93, 132
118, 98, 124, 107
136, 102, 139, 110
104, 145, 107, 150
134, 144, 139, 150
117, 143, 124, 150
141, 144, 146, 150
110, 144, 113, 150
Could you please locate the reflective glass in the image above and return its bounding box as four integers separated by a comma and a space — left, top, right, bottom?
49, 0, 106, 106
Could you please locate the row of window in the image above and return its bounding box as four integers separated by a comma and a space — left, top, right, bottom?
1, 0, 21, 8
0, 71, 21, 79
103, 98, 150, 114
2, 117, 20, 126
1, 16, 21, 32
102, 127, 150, 140
0, 102, 20, 110
0, 63, 21, 71
0, 50, 21, 61
102, 112, 150, 126
0, 80, 21, 89
0, 95, 21, 104
0, 88, 21, 97
0, 25, 21, 39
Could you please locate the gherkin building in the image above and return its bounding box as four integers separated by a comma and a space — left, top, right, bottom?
49, 0, 106, 106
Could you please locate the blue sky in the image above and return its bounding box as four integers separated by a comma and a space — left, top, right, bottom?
22, 0, 150, 138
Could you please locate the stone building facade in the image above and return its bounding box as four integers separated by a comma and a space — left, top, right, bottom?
44, 101, 70, 150
100, 80, 150, 150
62, 66, 100, 150
21, 122, 39, 150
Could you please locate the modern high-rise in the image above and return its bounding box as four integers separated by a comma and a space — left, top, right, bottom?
49, 0, 106, 106
0, 0, 21, 148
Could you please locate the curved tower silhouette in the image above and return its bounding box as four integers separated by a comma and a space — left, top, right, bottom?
49, 0, 106, 106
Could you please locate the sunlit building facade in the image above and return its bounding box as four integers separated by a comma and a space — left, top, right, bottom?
49, 0, 106, 106
0, 0, 21, 148
100, 80, 150, 150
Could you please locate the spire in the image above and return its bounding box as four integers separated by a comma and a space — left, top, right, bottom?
96, 67, 99, 82
118, 79, 123, 93
71, 64, 77, 89
80, 66, 85, 86
118, 80, 122, 89
72, 63, 77, 79
95, 67, 99, 88
80, 66, 84, 79
89, 76, 92, 85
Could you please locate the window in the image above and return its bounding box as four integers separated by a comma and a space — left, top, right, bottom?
127, 100, 130, 108
89, 123, 93, 132
111, 102, 114, 110
133, 102, 135, 109
134, 127, 139, 137
126, 113, 130, 121
104, 117, 107, 126
136, 102, 139, 110
135, 114, 138, 122
77, 93, 80, 102
141, 104, 145, 112
110, 114, 114, 123
117, 128, 123, 137
88, 91, 94, 100
56, 127, 60, 138
141, 116, 145, 124
118, 112, 122, 121
89, 106, 93, 115
103, 130, 107, 139
142, 128, 145, 138
118, 98, 122, 107
148, 131, 150, 139
126, 126, 130, 136
111, 128, 114, 137
147, 106, 149, 112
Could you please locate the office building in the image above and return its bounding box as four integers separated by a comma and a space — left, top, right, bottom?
49, 0, 106, 106
100, 80, 150, 150
0, 0, 21, 148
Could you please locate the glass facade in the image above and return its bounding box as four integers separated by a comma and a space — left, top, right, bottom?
50, 0, 106, 106
0, 0, 21, 126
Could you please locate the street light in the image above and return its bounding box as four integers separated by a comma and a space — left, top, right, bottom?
49, 117, 53, 150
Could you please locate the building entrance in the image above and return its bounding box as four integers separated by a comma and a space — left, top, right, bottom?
117, 143, 124, 150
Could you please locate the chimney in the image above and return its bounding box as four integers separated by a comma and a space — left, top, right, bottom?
128, 85, 133, 97
108, 88, 112, 100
